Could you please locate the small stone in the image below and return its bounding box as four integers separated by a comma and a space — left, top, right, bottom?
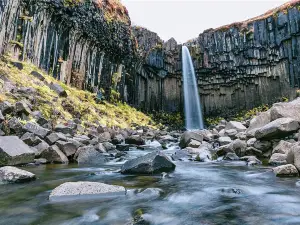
30, 71, 45, 81
224, 152, 239, 161
50, 83, 67, 97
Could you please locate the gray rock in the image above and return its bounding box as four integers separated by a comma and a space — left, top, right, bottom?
272, 140, 294, 154
30, 71, 45, 81
125, 135, 145, 146
187, 139, 201, 148
269, 153, 288, 166
74, 146, 108, 165
225, 129, 238, 138
8, 117, 23, 135
225, 121, 247, 132
218, 136, 232, 146
0, 111, 4, 123
171, 150, 191, 161
49, 182, 125, 201
246, 111, 271, 136
0, 136, 35, 166
39, 145, 69, 164
50, 83, 67, 97
244, 147, 262, 157
20, 132, 42, 146
240, 156, 262, 166
54, 124, 74, 135
56, 141, 78, 157
235, 132, 247, 140
24, 122, 50, 138
112, 134, 124, 145
95, 143, 107, 153
272, 164, 299, 177
34, 140, 50, 156
121, 151, 176, 174
116, 144, 130, 152
255, 118, 300, 140
0, 166, 36, 183
179, 131, 203, 148
223, 152, 239, 161
247, 138, 257, 147
253, 140, 272, 152
271, 98, 300, 122
15, 101, 31, 115
34, 158, 47, 165
103, 142, 116, 151
0, 101, 14, 115
45, 132, 67, 145
73, 135, 90, 144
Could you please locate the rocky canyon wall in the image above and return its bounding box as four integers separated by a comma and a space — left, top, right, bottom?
133, 1, 300, 116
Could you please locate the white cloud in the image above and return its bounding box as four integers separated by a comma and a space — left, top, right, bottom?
122, 0, 287, 43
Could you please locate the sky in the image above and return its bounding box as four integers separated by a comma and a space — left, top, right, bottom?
121, 0, 288, 43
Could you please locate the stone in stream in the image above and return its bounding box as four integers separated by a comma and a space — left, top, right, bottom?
0, 136, 35, 166
56, 141, 78, 157
223, 152, 240, 161
125, 135, 145, 146
49, 182, 126, 201
39, 145, 69, 164
240, 156, 262, 166
121, 151, 176, 174
0, 166, 36, 183
179, 131, 203, 148
111, 134, 124, 145
74, 146, 108, 165
269, 153, 288, 166
272, 164, 299, 177
255, 118, 299, 140
171, 150, 191, 161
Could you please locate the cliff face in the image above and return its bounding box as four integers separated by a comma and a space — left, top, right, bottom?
134, 1, 300, 116
0, 0, 133, 96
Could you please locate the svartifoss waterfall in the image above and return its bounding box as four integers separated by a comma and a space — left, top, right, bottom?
182, 46, 204, 130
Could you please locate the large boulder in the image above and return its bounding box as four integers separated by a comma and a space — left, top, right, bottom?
74, 146, 108, 165
39, 145, 69, 164
225, 121, 247, 132
0, 166, 36, 183
49, 182, 125, 201
56, 141, 77, 157
269, 153, 288, 166
125, 135, 145, 145
0, 136, 35, 166
45, 132, 67, 145
255, 118, 299, 140
287, 144, 300, 171
217, 136, 232, 146
179, 131, 203, 148
270, 98, 300, 122
121, 151, 175, 174
24, 122, 50, 138
272, 164, 299, 177
246, 111, 271, 136
272, 140, 294, 154
15, 101, 32, 115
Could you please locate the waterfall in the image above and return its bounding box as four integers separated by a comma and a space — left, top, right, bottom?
182, 45, 204, 130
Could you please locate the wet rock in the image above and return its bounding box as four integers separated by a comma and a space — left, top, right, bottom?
54, 124, 74, 135
95, 143, 107, 153
116, 144, 130, 152
30, 71, 45, 81
74, 146, 108, 165
225, 121, 247, 132
112, 134, 124, 145
171, 150, 191, 161
0, 101, 14, 115
34, 158, 47, 165
49, 182, 126, 201
220, 188, 242, 194
15, 101, 31, 115
125, 135, 145, 146
224, 152, 239, 161
240, 156, 262, 166
103, 142, 116, 151
20, 132, 42, 146
45, 132, 67, 145
194, 149, 212, 162
255, 118, 299, 140
179, 131, 203, 148
50, 83, 67, 97
157, 135, 177, 143
0, 136, 35, 166
272, 164, 299, 177
56, 141, 78, 157
269, 153, 288, 166
244, 147, 262, 157
39, 145, 69, 164
24, 122, 50, 138
121, 151, 176, 174
0, 166, 35, 183
187, 139, 201, 148
218, 136, 232, 146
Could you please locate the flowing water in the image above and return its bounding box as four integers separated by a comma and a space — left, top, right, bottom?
182, 46, 204, 130
1, 144, 300, 225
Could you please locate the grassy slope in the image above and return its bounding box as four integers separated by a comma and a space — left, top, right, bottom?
0, 56, 155, 129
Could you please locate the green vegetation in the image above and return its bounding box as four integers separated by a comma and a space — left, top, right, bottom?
0, 56, 156, 129
9, 40, 23, 48
149, 112, 184, 130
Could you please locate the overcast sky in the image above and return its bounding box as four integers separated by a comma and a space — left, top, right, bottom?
121, 0, 287, 43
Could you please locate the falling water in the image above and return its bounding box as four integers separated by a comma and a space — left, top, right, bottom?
182, 45, 204, 130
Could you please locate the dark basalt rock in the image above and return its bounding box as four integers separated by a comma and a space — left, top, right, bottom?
30, 71, 45, 81
121, 151, 176, 174
50, 83, 67, 97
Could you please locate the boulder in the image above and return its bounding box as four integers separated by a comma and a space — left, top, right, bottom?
125, 135, 145, 145
223, 152, 239, 161
225, 121, 247, 132
270, 98, 300, 122
8, 117, 23, 135
98, 131, 112, 142
225, 129, 238, 138
15, 101, 31, 115
0, 166, 36, 183
255, 118, 299, 140
217, 136, 232, 146
253, 140, 272, 152
24, 122, 50, 138
171, 150, 191, 161
33, 140, 50, 156
246, 111, 271, 136
272, 164, 299, 177
0, 111, 4, 123
240, 156, 262, 166
50, 83, 67, 97
116, 144, 130, 152
111, 134, 124, 145
74, 146, 108, 165
0, 101, 14, 115
243, 147, 262, 157
49, 182, 126, 201
272, 140, 294, 154
103, 142, 116, 151
121, 151, 175, 174
0, 136, 35, 166
95, 143, 107, 153
247, 138, 257, 147
20, 132, 42, 146
54, 124, 74, 135
39, 145, 68, 164
56, 141, 78, 157
235, 132, 247, 140
269, 153, 288, 166
45, 132, 67, 145
30, 71, 45, 81
179, 131, 203, 148
187, 139, 201, 148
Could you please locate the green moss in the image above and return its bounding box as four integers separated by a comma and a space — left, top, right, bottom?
19, 15, 33, 22
9, 40, 23, 48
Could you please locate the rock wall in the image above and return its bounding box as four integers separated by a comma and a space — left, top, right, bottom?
133, 1, 300, 116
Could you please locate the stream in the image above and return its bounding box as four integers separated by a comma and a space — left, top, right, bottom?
1, 144, 300, 225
